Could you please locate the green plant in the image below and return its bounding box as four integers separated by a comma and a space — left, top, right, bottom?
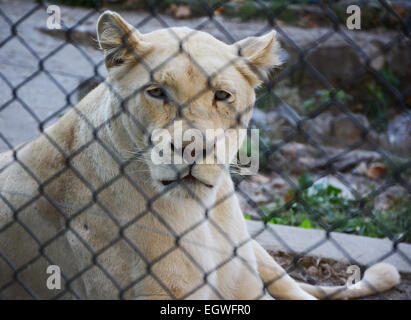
257, 136, 277, 172
237, 0, 262, 21
254, 173, 410, 243
254, 92, 275, 111
302, 89, 351, 112
226, 0, 312, 23
363, 67, 401, 132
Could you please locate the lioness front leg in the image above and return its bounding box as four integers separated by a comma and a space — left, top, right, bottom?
251, 240, 316, 300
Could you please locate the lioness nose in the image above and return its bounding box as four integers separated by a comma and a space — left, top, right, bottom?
171, 142, 208, 163
184, 146, 207, 160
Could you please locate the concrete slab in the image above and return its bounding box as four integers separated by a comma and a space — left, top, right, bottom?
247, 220, 411, 274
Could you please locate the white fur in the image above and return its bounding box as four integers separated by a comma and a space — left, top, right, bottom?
0, 12, 399, 300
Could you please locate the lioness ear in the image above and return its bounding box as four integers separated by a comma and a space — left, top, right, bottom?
97, 11, 151, 69
233, 31, 285, 87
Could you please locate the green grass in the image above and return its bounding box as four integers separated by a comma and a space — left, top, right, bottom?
245, 173, 411, 243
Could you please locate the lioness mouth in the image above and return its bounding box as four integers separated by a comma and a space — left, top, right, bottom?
160, 173, 213, 189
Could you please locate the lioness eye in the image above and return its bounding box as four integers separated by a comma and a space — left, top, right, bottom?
215, 90, 231, 101
147, 87, 167, 99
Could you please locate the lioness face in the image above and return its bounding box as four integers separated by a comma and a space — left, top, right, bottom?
97, 12, 284, 198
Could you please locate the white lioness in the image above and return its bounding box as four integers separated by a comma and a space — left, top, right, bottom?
0, 11, 399, 299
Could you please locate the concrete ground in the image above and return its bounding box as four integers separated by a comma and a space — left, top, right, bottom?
0, 0, 102, 151
248, 220, 411, 299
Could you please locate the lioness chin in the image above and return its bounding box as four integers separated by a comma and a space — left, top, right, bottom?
0, 11, 399, 300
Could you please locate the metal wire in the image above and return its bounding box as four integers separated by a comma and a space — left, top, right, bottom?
0, 0, 410, 300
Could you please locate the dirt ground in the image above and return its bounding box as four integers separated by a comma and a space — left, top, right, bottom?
269, 251, 411, 300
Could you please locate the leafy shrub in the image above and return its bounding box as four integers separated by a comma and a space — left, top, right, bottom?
302, 88, 351, 112
363, 67, 401, 132
246, 173, 410, 243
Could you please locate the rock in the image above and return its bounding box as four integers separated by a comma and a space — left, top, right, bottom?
305, 111, 334, 142
315, 111, 334, 137
249, 192, 270, 204
305, 111, 379, 148
274, 86, 303, 113
280, 26, 411, 97
374, 185, 407, 211
309, 176, 354, 199
332, 112, 370, 144
250, 173, 271, 184
236, 175, 288, 214
251, 108, 268, 125
327, 149, 381, 172
280, 142, 382, 173
252, 108, 288, 141
387, 111, 411, 155
352, 161, 368, 176
36, 14, 411, 93
251, 108, 279, 127
298, 157, 316, 168
276, 102, 301, 127
237, 179, 271, 204
271, 177, 286, 189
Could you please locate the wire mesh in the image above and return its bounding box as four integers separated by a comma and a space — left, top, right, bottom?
0, 0, 410, 300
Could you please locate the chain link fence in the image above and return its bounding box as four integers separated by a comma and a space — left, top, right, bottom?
0, 0, 410, 299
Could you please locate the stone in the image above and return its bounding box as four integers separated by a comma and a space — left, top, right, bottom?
280, 27, 410, 97
387, 111, 411, 155
250, 173, 271, 184
374, 185, 407, 211
251, 108, 279, 127
36, 13, 411, 95
332, 112, 370, 144
309, 176, 354, 199
305, 111, 334, 142
352, 161, 368, 176
251, 108, 268, 125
